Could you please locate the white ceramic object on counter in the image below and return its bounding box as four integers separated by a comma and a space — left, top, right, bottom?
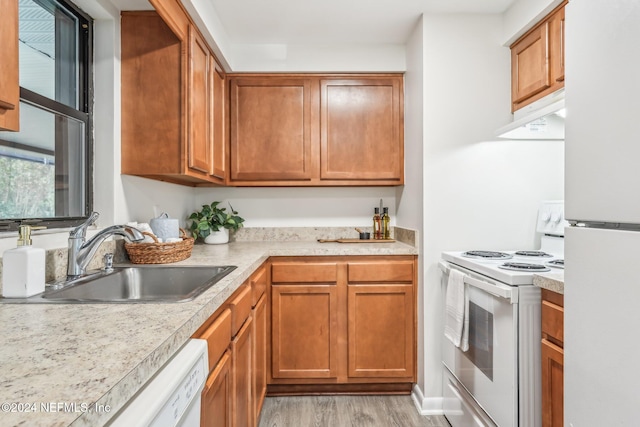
204, 229, 229, 244
149, 213, 179, 241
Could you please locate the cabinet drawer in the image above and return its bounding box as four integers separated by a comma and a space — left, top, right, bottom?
251, 266, 267, 307
230, 285, 252, 337
347, 261, 413, 283
542, 300, 564, 344
197, 308, 231, 370
271, 262, 338, 284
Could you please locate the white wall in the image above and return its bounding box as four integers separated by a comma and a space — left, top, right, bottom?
229, 43, 406, 72
194, 187, 396, 228
411, 12, 564, 414
182, 0, 405, 72
399, 14, 427, 410
502, 0, 563, 45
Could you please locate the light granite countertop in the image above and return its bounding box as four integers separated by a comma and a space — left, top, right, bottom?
0, 239, 417, 427
533, 270, 564, 294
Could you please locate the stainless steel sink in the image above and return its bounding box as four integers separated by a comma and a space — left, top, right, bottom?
0, 265, 236, 303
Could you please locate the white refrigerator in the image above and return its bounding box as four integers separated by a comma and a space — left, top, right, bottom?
565, 0, 640, 425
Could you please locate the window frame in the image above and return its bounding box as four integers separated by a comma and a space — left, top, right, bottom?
0, 0, 93, 233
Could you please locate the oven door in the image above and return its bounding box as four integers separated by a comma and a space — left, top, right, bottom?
440, 262, 518, 427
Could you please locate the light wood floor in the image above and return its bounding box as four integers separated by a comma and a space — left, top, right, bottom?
258, 395, 451, 427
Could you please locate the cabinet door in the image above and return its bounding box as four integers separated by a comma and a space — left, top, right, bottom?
550, 6, 565, 84
271, 284, 338, 379
511, 22, 551, 106
229, 78, 313, 182
252, 294, 267, 422
202, 350, 232, 427
211, 61, 226, 181
197, 308, 232, 370
232, 316, 253, 427
347, 284, 414, 379
320, 78, 403, 182
542, 338, 564, 427
0, 0, 20, 132
187, 26, 212, 175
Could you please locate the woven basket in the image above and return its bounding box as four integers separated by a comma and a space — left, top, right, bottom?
124, 228, 194, 264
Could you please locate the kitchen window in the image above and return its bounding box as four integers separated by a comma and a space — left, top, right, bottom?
0, 0, 92, 232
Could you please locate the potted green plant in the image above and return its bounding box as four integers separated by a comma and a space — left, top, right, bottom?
188, 201, 245, 244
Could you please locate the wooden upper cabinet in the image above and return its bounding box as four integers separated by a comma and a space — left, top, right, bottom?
550, 6, 565, 84
229, 77, 313, 182
510, 1, 566, 111
211, 62, 226, 181
320, 78, 403, 182
0, 0, 20, 132
121, 1, 226, 186
511, 23, 550, 105
187, 27, 212, 175
228, 74, 404, 186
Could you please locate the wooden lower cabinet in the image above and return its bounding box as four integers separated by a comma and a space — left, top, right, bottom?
269, 256, 416, 392
347, 284, 414, 379
232, 317, 253, 427
271, 284, 339, 379
202, 350, 232, 427
252, 294, 267, 423
196, 263, 266, 427
541, 289, 564, 427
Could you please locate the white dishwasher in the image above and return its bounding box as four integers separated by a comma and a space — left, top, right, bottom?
108, 339, 208, 427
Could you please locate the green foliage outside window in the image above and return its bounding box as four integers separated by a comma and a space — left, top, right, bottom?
0, 156, 54, 218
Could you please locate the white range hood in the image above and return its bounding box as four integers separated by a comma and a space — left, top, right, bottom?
496, 89, 565, 140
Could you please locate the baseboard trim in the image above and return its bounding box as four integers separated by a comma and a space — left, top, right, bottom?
267, 382, 413, 396
411, 384, 444, 415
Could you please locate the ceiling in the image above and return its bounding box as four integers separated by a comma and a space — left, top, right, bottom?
112, 0, 517, 45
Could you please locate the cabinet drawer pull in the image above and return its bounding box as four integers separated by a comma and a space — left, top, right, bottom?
0, 100, 16, 110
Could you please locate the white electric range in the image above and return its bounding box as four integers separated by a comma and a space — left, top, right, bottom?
439, 201, 566, 427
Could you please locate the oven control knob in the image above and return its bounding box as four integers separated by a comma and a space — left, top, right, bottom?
541, 212, 552, 222
551, 213, 562, 223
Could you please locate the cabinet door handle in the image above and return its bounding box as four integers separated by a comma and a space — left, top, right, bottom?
0, 100, 16, 110
556, 76, 565, 82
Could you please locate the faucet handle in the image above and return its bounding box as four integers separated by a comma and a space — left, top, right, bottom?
70, 212, 100, 239
103, 253, 114, 272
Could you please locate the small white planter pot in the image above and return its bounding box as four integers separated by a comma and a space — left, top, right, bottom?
204, 229, 229, 244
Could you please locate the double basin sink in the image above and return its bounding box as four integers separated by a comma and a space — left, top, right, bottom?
0, 265, 236, 303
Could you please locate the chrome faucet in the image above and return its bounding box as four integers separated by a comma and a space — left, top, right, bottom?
67, 212, 144, 277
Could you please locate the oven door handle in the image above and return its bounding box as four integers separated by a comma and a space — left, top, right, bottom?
464, 275, 517, 304
439, 261, 518, 304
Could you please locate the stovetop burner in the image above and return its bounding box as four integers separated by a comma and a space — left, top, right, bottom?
462, 250, 513, 260
499, 262, 551, 272
547, 259, 565, 269
514, 250, 554, 258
